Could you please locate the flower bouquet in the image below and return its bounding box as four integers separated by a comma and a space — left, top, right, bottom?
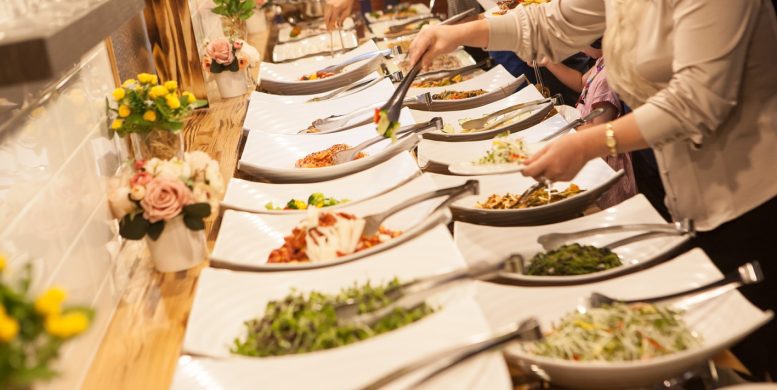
108, 152, 225, 272
107, 73, 198, 160
0, 255, 93, 390
202, 38, 255, 98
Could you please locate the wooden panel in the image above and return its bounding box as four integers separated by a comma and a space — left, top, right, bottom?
143, 0, 209, 99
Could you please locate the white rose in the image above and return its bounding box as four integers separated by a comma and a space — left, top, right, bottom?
155, 160, 183, 180
144, 158, 161, 173
108, 187, 136, 219
185, 151, 212, 172
130, 185, 146, 200
205, 164, 224, 195
191, 182, 220, 218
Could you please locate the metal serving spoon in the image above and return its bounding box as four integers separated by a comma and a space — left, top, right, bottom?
412, 57, 493, 84
315, 49, 392, 75
538, 107, 606, 141
332, 117, 443, 165
588, 261, 763, 310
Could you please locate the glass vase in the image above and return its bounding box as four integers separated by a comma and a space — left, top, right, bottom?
130, 129, 185, 161
221, 16, 247, 40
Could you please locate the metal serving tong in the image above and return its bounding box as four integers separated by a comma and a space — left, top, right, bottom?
386, 7, 477, 33
538, 107, 605, 141
337, 254, 516, 326
360, 318, 543, 390
302, 92, 432, 134
306, 71, 404, 103
459, 94, 557, 130
537, 219, 695, 251
332, 117, 443, 164
360, 179, 479, 237
588, 261, 763, 310
315, 49, 392, 76
377, 9, 481, 130
413, 57, 492, 83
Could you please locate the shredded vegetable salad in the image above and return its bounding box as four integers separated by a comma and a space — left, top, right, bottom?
530, 303, 702, 361
475, 137, 529, 164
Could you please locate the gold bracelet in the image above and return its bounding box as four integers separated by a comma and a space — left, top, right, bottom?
605, 122, 618, 157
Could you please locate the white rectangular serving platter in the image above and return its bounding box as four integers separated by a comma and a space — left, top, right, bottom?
272, 28, 359, 63
277, 17, 355, 43
245, 73, 378, 106
244, 76, 396, 133
364, 3, 431, 24
453, 194, 689, 283
238, 108, 418, 183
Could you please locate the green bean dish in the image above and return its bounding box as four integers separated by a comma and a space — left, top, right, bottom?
527, 243, 622, 276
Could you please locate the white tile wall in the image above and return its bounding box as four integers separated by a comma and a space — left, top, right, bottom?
0, 44, 126, 389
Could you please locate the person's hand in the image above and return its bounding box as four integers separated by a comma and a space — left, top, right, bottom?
407, 25, 462, 69
324, 0, 353, 31
521, 133, 592, 182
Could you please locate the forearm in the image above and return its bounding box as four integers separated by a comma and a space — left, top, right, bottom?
543, 63, 583, 92
577, 114, 650, 160
448, 19, 491, 49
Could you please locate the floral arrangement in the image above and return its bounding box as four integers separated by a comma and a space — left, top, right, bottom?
108, 151, 225, 240
0, 254, 93, 389
107, 73, 198, 137
202, 38, 250, 74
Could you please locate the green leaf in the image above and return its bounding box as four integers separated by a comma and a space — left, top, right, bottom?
183, 203, 212, 219
147, 220, 166, 241
227, 59, 239, 72
119, 213, 149, 240
184, 216, 206, 231
212, 5, 228, 15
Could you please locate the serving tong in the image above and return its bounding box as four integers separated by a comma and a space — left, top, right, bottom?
538, 106, 606, 141
386, 14, 438, 33
412, 57, 492, 84
315, 48, 393, 76
538, 219, 696, 251
361, 318, 543, 390
301, 92, 432, 134
459, 94, 558, 131
332, 117, 443, 164
588, 261, 763, 310
305, 71, 404, 103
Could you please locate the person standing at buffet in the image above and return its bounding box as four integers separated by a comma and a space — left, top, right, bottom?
408, 0, 777, 379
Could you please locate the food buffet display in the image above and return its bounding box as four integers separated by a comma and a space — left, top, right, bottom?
168, 5, 772, 390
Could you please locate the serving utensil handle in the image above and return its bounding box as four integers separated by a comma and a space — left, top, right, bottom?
538, 219, 695, 251
538, 106, 606, 142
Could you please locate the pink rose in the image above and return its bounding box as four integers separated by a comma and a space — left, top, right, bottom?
206, 39, 234, 65
233, 40, 243, 50
140, 178, 192, 222
130, 172, 152, 187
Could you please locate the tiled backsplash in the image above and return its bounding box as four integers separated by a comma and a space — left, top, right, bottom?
0, 43, 126, 389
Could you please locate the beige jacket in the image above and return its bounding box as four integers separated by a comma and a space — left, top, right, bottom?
486, 0, 777, 230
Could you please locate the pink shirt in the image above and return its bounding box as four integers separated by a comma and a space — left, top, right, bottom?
576, 58, 620, 116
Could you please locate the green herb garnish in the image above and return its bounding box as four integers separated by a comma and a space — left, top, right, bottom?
264, 192, 349, 211
526, 243, 622, 276
231, 279, 434, 357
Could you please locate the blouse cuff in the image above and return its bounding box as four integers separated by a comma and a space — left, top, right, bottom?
633, 103, 686, 149
486, 13, 521, 52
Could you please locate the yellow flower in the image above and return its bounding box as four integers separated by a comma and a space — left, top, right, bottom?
118, 105, 131, 117
164, 80, 178, 91
122, 79, 137, 88
0, 316, 19, 342
110, 119, 124, 130
182, 91, 196, 104
35, 287, 67, 316
111, 88, 125, 101
148, 85, 169, 99
143, 110, 157, 122
45, 312, 90, 339
0, 253, 6, 273
137, 73, 157, 84
166, 95, 181, 109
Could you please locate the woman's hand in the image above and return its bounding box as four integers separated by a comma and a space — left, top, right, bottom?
324, 0, 353, 31
522, 133, 592, 182
407, 25, 463, 69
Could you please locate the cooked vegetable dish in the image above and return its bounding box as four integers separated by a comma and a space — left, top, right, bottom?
369, 7, 419, 21
295, 144, 366, 168
493, 0, 549, 16
475, 183, 584, 208
232, 279, 434, 357
299, 70, 336, 81
432, 89, 488, 100
529, 303, 701, 361
265, 192, 349, 211
412, 73, 470, 88
267, 211, 401, 263
475, 137, 529, 165
526, 243, 621, 276
400, 54, 463, 74
374, 109, 400, 139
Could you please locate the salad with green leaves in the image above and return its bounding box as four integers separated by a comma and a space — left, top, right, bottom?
527, 243, 622, 276
264, 192, 348, 211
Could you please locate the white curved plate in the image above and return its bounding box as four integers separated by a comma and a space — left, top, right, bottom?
222, 156, 421, 214
412, 84, 558, 142
453, 194, 690, 284
272, 29, 359, 63
407, 66, 528, 112
211, 174, 454, 270
369, 18, 441, 39
425, 157, 620, 226
244, 75, 395, 133
277, 18, 355, 43
260, 41, 384, 95
481, 249, 772, 389
238, 109, 417, 183
364, 3, 431, 24
245, 74, 378, 106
